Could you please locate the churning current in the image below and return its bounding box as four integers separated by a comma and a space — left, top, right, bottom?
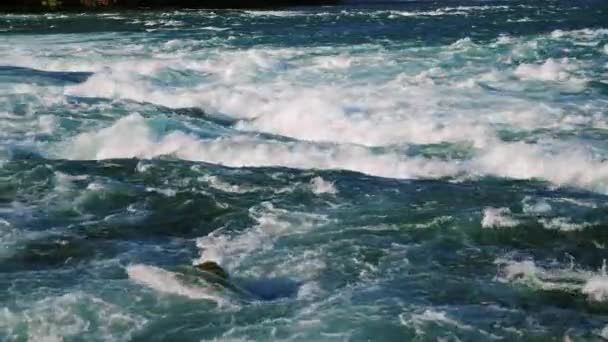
1, 1, 608, 340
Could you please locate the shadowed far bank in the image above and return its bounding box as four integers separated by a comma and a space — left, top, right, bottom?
0, 0, 340, 11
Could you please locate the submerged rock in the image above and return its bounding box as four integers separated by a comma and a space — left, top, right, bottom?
178, 262, 260, 301
178, 262, 300, 301
194, 260, 229, 280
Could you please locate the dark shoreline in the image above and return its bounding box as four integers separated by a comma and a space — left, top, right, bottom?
0, 0, 340, 12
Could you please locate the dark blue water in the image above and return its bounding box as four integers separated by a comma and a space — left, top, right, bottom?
1, 1, 608, 340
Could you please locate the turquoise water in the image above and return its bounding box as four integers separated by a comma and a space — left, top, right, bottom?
1, 1, 608, 340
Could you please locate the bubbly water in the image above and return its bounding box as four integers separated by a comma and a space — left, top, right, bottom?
1, 1, 608, 340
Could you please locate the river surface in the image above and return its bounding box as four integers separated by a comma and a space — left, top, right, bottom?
1, 1, 608, 340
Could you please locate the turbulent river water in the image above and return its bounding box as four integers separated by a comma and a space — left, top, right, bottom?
1, 1, 608, 340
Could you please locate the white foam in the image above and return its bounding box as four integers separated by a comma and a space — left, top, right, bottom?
198, 174, 252, 194
496, 35, 515, 45
59, 113, 462, 180
551, 28, 608, 40
399, 309, 491, 337
582, 275, 608, 302
33, 41, 591, 153
496, 259, 584, 293
195, 203, 328, 274
409, 310, 472, 330
0, 219, 16, 250
496, 258, 608, 299
601, 325, 608, 339
200, 26, 229, 32
411, 216, 453, 230
309, 176, 337, 195
0, 292, 146, 342
126, 264, 227, 304
507, 17, 533, 23
242, 10, 302, 17
4, 24, 608, 195
312, 55, 352, 70
443, 5, 510, 12
450, 37, 477, 49
556, 197, 599, 209
55, 113, 608, 194
271, 249, 327, 281
53, 171, 88, 193
197, 173, 295, 195
474, 142, 608, 193
539, 217, 591, 232
233, 89, 493, 147
550, 30, 567, 39
135, 161, 153, 173
296, 281, 323, 300
388, 9, 467, 17
514, 58, 576, 82
146, 187, 177, 197
521, 196, 552, 214
481, 207, 519, 229
498, 260, 539, 282
56, 47, 489, 149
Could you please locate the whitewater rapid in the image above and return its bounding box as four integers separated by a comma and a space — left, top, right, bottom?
2, 2, 608, 340
3, 22, 608, 193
